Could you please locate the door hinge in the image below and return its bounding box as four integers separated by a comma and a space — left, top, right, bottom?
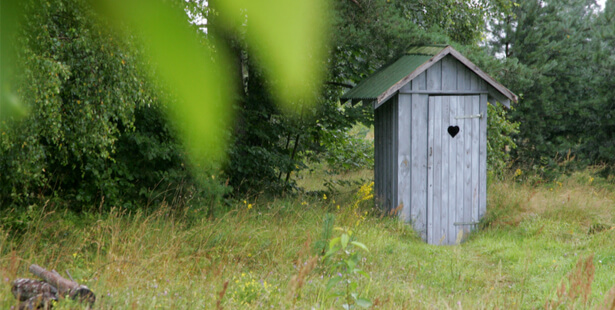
454, 114, 482, 120
453, 221, 479, 226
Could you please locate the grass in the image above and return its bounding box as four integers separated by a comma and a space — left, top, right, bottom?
1, 168, 615, 309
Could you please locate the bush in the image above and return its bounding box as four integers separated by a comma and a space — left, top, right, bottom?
0, 0, 227, 211
320, 127, 374, 174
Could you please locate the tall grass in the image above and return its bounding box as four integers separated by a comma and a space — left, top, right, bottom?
1, 168, 614, 309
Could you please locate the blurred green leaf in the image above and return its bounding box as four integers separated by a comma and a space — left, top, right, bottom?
92, 0, 329, 164
341, 232, 349, 249
350, 241, 369, 252
326, 276, 342, 291
0, 1, 28, 120
214, 0, 329, 112
92, 0, 234, 163
355, 298, 372, 308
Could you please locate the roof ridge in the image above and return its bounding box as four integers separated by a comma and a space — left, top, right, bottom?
405, 44, 449, 56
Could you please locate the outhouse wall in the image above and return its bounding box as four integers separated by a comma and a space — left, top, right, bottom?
374, 96, 398, 212
375, 55, 491, 244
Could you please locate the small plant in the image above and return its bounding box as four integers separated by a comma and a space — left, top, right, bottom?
324, 227, 371, 309
315, 213, 336, 255
230, 271, 275, 306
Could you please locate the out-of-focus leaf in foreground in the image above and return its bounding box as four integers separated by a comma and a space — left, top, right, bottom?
93, 0, 234, 163
213, 0, 329, 112
0, 1, 28, 120
93, 0, 329, 164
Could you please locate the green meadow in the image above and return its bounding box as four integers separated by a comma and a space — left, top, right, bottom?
2, 168, 614, 309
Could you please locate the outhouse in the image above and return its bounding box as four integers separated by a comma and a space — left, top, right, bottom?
341, 45, 517, 245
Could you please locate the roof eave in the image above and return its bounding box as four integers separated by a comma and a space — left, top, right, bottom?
372, 46, 517, 109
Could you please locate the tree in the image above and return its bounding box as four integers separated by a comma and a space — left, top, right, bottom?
0, 0, 200, 209
489, 0, 603, 168
585, 0, 615, 165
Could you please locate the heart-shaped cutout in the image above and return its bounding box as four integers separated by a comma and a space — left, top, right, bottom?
448, 126, 460, 138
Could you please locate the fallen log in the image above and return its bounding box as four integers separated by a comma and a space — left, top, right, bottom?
29, 264, 95, 303
11, 264, 96, 309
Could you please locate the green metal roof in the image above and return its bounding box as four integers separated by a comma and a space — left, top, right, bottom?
341, 45, 447, 102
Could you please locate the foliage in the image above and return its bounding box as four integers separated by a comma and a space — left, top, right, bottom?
0, 0, 235, 210
487, 103, 519, 178
328, 0, 491, 87
0, 0, 153, 208
487, 0, 615, 170
2, 0, 332, 206
586, 0, 615, 165
315, 213, 336, 256
323, 227, 371, 309
320, 127, 374, 174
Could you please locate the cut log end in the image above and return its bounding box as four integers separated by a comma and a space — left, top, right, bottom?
70, 285, 96, 305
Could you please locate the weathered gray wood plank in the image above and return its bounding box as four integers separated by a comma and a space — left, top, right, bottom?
448, 96, 458, 245
398, 93, 412, 221
392, 96, 399, 213
463, 96, 473, 239
411, 90, 428, 240
442, 56, 457, 90
457, 60, 470, 91
416, 72, 427, 90
426, 61, 442, 91
453, 96, 462, 244
434, 96, 443, 245
388, 99, 392, 210
399, 90, 488, 95
479, 94, 488, 219
427, 96, 435, 244
472, 95, 480, 225
440, 96, 450, 245
470, 69, 479, 91
374, 105, 381, 208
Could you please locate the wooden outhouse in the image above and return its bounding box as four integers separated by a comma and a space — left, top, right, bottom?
341, 45, 517, 245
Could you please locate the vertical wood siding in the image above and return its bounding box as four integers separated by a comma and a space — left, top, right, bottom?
398, 83, 412, 222
410, 78, 428, 240
374, 96, 398, 212
479, 94, 488, 219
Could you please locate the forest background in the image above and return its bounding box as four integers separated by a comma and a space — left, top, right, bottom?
1, 0, 614, 211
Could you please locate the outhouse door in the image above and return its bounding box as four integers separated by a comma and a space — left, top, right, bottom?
426, 95, 481, 245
